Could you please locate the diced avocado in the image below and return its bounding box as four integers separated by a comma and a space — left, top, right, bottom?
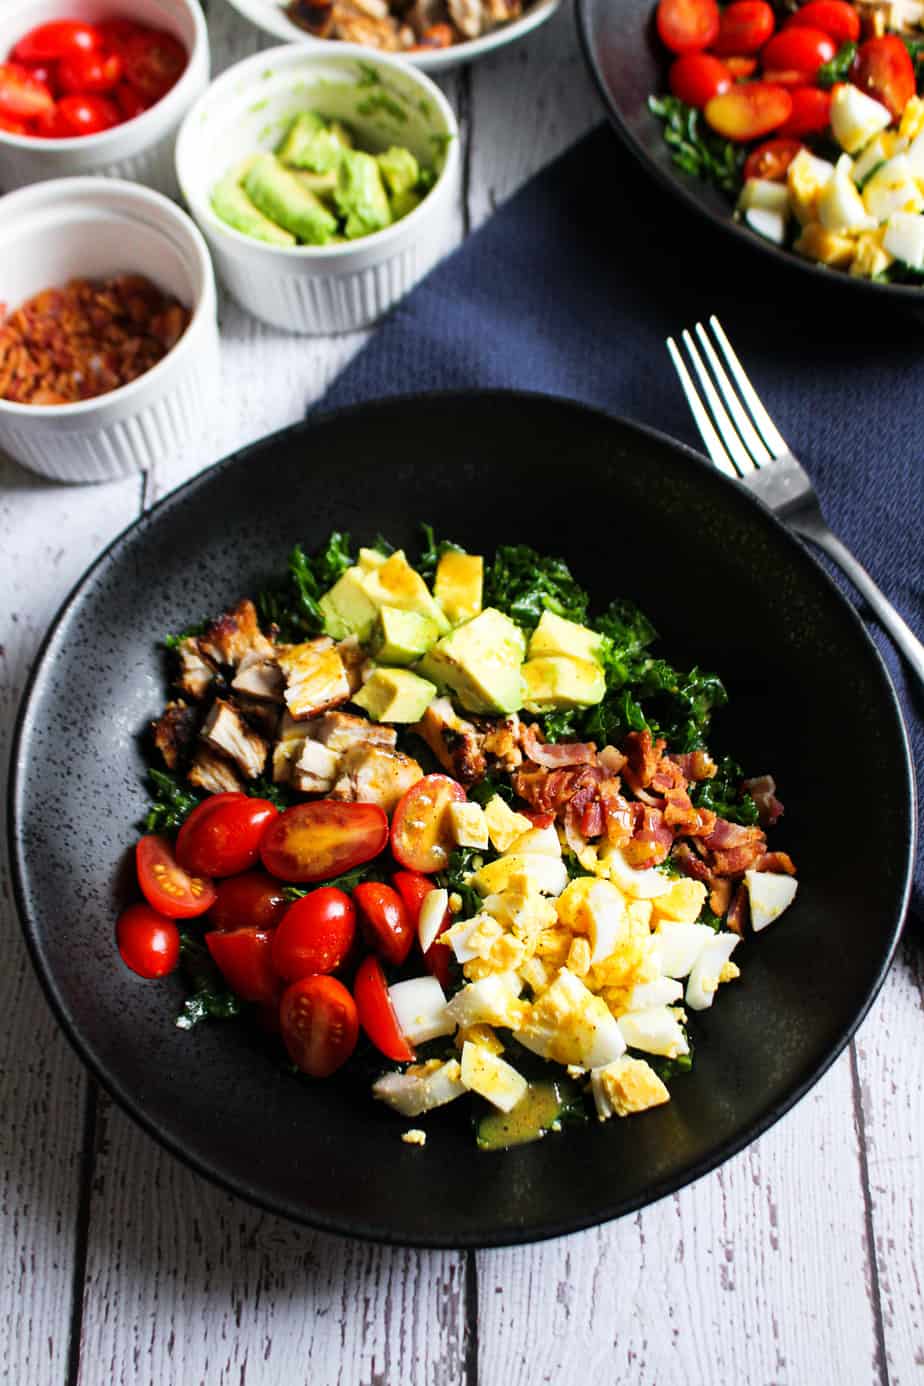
292, 168, 338, 204
417, 607, 525, 715
353, 667, 436, 723
335, 149, 392, 240
211, 160, 295, 246
377, 145, 420, 197
318, 566, 380, 641
244, 153, 338, 245
434, 551, 483, 626
390, 186, 424, 222
371, 606, 440, 665
528, 610, 605, 666
361, 551, 450, 634
277, 111, 325, 162
521, 655, 605, 713
358, 546, 388, 572
277, 112, 353, 173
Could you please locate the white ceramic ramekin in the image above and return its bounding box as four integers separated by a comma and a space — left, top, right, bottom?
175, 44, 460, 335
0, 177, 219, 484
0, 0, 209, 197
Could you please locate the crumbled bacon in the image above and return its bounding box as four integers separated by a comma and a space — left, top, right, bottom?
672, 842, 713, 885
743, 775, 785, 828
622, 729, 666, 793
520, 723, 597, 769
669, 750, 717, 782
753, 850, 797, 875
624, 806, 673, 868
599, 745, 627, 775
709, 878, 733, 917
726, 883, 750, 936
598, 779, 636, 848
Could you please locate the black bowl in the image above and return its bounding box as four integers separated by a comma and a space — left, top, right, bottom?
576, 0, 924, 306
8, 391, 914, 1247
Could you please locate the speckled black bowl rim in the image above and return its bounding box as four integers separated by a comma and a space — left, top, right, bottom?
574, 0, 924, 307
7, 390, 915, 1248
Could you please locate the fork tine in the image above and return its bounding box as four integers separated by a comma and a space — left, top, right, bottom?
680, 330, 757, 477
708, 316, 789, 458
666, 337, 738, 480
695, 322, 773, 468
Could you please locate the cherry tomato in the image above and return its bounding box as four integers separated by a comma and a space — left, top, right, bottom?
390, 774, 466, 874
20, 61, 58, 95
56, 93, 119, 135
58, 49, 122, 95
260, 800, 388, 883
13, 21, 101, 64
853, 36, 915, 119
776, 85, 832, 135
724, 55, 758, 78
760, 68, 813, 86
95, 19, 147, 49
32, 105, 71, 137
353, 882, 413, 966
656, 0, 720, 54
784, 1, 860, 45
279, 975, 359, 1077
354, 955, 414, 1063
271, 887, 356, 981
0, 63, 54, 120
669, 52, 732, 106
136, 833, 217, 919
743, 136, 804, 180
760, 27, 836, 81
176, 793, 278, 878
423, 910, 453, 987
0, 113, 30, 134
208, 870, 289, 932
205, 927, 279, 1004
710, 1, 775, 56
704, 82, 792, 140
392, 869, 435, 925
114, 80, 148, 121
116, 902, 180, 979
121, 29, 187, 103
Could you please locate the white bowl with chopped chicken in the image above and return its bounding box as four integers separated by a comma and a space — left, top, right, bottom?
0, 177, 219, 483
225, 0, 561, 72
175, 44, 460, 334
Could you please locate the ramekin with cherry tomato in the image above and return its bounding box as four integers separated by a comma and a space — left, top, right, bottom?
0, 16, 187, 138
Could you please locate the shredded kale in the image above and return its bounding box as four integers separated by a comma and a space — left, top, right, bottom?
245, 775, 294, 813
690, 755, 759, 826
539, 709, 584, 743
175, 930, 242, 1030
697, 902, 725, 932
644, 1049, 694, 1083
648, 95, 744, 197
484, 544, 589, 631
417, 521, 464, 580
257, 533, 353, 641
281, 857, 391, 900
436, 846, 483, 919
468, 773, 514, 807
565, 853, 596, 881
817, 40, 857, 88
371, 533, 395, 557
164, 623, 205, 651
143, 769, 202, 833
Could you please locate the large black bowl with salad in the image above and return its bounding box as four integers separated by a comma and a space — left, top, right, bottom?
578, 0, 924, 297
8, 391, 913, 1246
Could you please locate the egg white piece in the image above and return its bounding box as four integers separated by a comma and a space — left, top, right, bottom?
516, 969, 626, 1068
445, 971, 523, 1028
884, 209, 924, 266
624, 976, 684, 1011
441, 911, 502, 963
685, 932, 740, 1012
863, 155, 924, 221
598, 845, 674, 899
372, 1059, 466, 1117
745, 870, 798, 932
617, 1006, 689, 1059
654, 922, 715, 978
739, 177, 791, 215
449, 801, 489, 850
388, 976, 454, 1045
905, 128, 924, 177
471, 852, 568, 898
584, 879, 629, 964
852, 134, 890, 186
818, 160, 877, 233
506, 824, 562, 857
460, 1043, 528, 1112
744, 207, 788, 245
418, 887, 449, 953
830, 84, 892, 154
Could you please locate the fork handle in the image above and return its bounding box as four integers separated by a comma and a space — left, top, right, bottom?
792, 516, 924, 689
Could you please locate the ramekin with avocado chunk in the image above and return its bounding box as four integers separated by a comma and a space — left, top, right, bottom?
175, 44, 459, 334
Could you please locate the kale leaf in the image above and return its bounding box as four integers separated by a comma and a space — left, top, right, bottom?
175, 930, 242, 1030
245, 775, 294, 813
818, 41, 858, 87
164, 623, 205, 651
417, 522, 464, 581
540, 709, 585, 744
257, 532, 353, 642
281, 857, 391, 900
436, 846, 484, 920
484, 544, 589, 631
143, 769, 202, 833
648, 95, 744, 197
468, 773, 515, 807
690, 754, 759, 826
644, 1049, 694, 1083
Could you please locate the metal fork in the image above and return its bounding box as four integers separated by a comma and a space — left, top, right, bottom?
667, 316, 924, 689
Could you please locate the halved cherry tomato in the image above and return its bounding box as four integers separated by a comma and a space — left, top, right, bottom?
784, 0, 860, 45
116, 902, 180, 979
656, 0, 720, 54
136, 834, 217, 918
121, 29, 187, 103
96, 19, 147, 50
0, 63, 54, 120
271, 887, 355, 981
206, 927, 279, 1003
56, 93, 119, 135
208, 870, 289, 932
853, 36, 915, 119
176, 793, 278, 878
13, 20, 101, 64
58, 49, 122, 95
392, 869, 435, 925
760, 68, 814, 86
423, 911, 453, 988
669, 52, 732, 107
704, 82, 792, 140
776, 85, 832, 136
20, 61, 58, 95
114, 80, 148, 121
353, 882, 413, 966
724, 55, 758, 78
760, 27, 836, 81
711, 1, 775, 56
390, 774, 466, 874
743, 136, 804, 181
32, 105, 71, 137
279, 975, 359, 1077
260, 800, 388, 883
354, 955, 414, 1063
0, 114, 30, 134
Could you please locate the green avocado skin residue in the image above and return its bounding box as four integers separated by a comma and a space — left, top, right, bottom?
476, 1081, 571, 1151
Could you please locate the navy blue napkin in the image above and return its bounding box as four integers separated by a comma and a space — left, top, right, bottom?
321, 123, 923, 923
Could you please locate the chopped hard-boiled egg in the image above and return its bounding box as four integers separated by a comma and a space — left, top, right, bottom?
418, 887, 449, 953
851, 228, 894, 277
445, 970, 524, 1028
787, 149, 835, 225
899, 94, 924, 143
442, 911, 504, 963
739, 177, 791, 215
884, 209, 924, 266
591, 1056, 670, 1120
685, 932, 740, 1012
556, 876, 628, 964
449, 801, 489, 850
596, 844, 674, 899
387, 975, 454, 1045
506, 824, 562, 857
373, 1058, 466, 1117
863, 155, 924, 222
482, 795, 532, 853
516, 968, 627, 1068
744, 207, 788, 244
794, 221, 857, 268
744, 870, 798, 932
852, 134, 891, 187
650, 877, 707, 925
624, 975, 684, 1011
617, 1005, 689, 1059
459, 1042, 528, 1112
653, 921, 715, 979
818, 156, 877, 233
401, 1128, 427, 1146
830, 83, 892, 154
470, 852, 567, 898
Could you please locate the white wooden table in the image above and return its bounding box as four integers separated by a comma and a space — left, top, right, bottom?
1, 5, 921, 1382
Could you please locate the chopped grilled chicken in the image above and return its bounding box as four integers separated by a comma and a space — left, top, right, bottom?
277, 640, 352, 720
292, 740, 341, 795
331, 1, 403, 46
278, 710, 308, 743
331, 744, 423, 814
200, 699, 269, 779
176, 637, 215, 701
350, 0, 390, 16
481, 713, 523, 772
231, 650, 284, 703
406, 0, 450, 29
198, 599, 274, 669
484, 0, 522, 21
152, 700, 199, 771
447, 0, 483, 36
413, 696, 486, 784
189, 744, 244, 795
273, 737, 305, 784
232, 695, 281, 741
309, 709, 398, 752
337, 636, 375, 695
